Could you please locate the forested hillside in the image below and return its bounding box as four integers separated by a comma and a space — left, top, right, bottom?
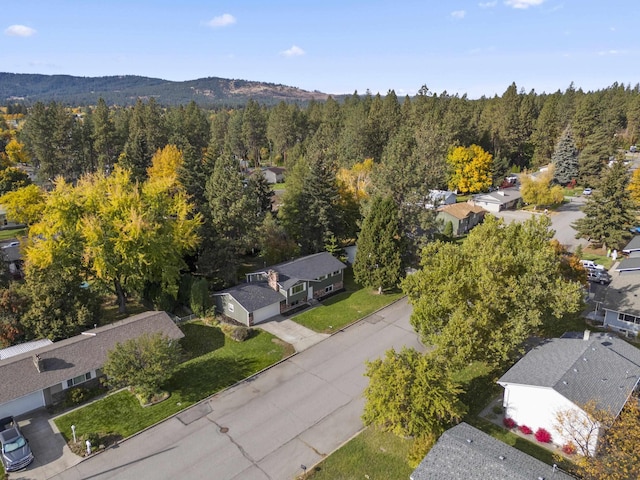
0, 72, 331, 106
0, 80, 638, 345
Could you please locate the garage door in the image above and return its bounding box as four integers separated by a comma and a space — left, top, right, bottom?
0, 391, 45, 419
252, 302, 281, 324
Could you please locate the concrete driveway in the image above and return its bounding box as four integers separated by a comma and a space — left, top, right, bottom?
256, 317, 329, 352
9, 409, 80, 480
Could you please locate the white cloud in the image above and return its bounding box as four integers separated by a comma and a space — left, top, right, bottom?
478, 1, 497, 7
206, 13, 236, 28
597, 49, 622, 56
280, 45, 305, 57
504, 0, 545, 8
451, 10, 466, 19
4, 25, 36, 37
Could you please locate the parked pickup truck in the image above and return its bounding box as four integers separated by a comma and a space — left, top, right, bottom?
0, 416, 34, 472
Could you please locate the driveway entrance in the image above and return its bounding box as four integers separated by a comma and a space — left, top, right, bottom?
256, 317, 328, 352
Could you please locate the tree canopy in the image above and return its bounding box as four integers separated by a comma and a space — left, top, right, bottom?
402, 215, 584, 371
447, 144, 493, 194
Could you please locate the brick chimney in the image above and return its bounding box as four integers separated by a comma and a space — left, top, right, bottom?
267, 270, 279, 292
33, 354, 44, 372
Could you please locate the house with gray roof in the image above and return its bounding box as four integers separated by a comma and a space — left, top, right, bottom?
469, 188, 522, 213
498, 331, 640, 455
213, 252, 346, 326
410, 422, 573, 480
0, 311, 183, 419
622, 235, 640, 257
601, 268, 640, 335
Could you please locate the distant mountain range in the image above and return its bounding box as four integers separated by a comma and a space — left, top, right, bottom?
0, 72, 334, 107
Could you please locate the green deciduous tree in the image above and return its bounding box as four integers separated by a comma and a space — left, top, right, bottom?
552, 125, 579, 185
574, 159, 635, 250
353, 195, 404, 292
362, 348, 466, 438
103, 332, 182, 401
403, 215, 583, 370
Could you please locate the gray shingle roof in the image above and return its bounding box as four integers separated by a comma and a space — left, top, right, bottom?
498, 332, 640, 415
601, 271, 640, 315
472, 188, 522, 205
0, 311, 183, 405
410, 423, 573, 480
616, 257, 640, 271
254, 252, 346, 290
622, 235, 640, 253
217, 282, 284, 312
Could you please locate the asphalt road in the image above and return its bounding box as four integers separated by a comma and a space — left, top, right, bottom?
51, 298, 420, 480
492, 195, 588, 252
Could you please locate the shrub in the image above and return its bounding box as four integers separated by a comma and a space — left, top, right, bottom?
67, 387, 90, 405
518, 424, 532, 435
562, 442, 577, 455
406, 432, 438, 468
492, 405, 503, 415
535, 428, 552, 443
220, 323, 251, 342
503, 417, 516, 429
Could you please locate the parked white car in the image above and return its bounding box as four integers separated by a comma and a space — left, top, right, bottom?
580, 259, 605, 271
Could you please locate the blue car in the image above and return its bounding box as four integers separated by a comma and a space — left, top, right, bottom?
631, 226, 640, 234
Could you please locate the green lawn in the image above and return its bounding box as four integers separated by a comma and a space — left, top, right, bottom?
293, 271, 403, 333
0, 227, 25, 241
304, 426, 414, 480
54, 322, 290, 441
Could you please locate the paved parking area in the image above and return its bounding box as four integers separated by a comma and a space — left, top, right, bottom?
10, 409, 80, 480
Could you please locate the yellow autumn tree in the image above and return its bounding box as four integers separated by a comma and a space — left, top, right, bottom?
5, 138, 28, 165
0, 184, 45, 225
337, 157, 373, 202
147, 144, 183, 189
447, 144, 493, 194
520, 165, 565, 209
628, 167, 640, 206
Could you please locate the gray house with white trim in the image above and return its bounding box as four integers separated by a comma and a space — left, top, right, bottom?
213, 252, 347, 326
0, 311, 183, 419
601, 263, 640, 335
410, 423, 573, 480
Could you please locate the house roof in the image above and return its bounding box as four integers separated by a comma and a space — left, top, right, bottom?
622, 235, 640, 253
215, 282, 284, 313
498, 332, 640, 415
472, 188, 522, 205
437, 203, 486, 220
1, 245, 21, 263
410, 422, 573, 480
264, 166, 285, 175
601, 271, 640, 315
0, 311, 184, 405
0, 340, 52, 360
255, 252, 346, 291
616, 257, 640, 271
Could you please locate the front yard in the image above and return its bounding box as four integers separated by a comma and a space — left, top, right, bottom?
54, 322, 291, 442
293, 269, 404, 333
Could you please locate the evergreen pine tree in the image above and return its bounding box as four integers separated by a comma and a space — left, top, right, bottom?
353, 195, 404, 293
552, 125, 579, 185
573, 159, 635, 249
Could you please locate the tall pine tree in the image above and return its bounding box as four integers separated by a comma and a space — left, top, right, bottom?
552, 125, 579, 185
353, 195, 404, 293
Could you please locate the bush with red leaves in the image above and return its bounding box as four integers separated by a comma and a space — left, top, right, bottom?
562, 442, 577, 455
503, 417, 516, 429
518, 425, 532, 435
535, 428, 552, 443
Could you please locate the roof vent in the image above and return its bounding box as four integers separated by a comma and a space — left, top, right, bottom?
602, 378, 608, 382
573, 368, 578, 372
562, 380, 568, 385
466, 438, 472, 443
583, 357, 588, 362
498, 455, 505, 460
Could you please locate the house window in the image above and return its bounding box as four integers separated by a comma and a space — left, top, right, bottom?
618, 312, 640, 324
228, 303, 235, 313
332, 270, 340, 276
316, 274, 327, 281
66, 372, 92, 389
325, 285, 334, 293
291, 283, 305, 295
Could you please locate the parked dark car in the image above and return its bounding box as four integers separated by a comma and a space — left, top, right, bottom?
0, 416, 34, 472
587, 269, 611, 285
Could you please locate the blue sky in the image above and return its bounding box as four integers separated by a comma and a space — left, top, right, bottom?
2, 0, 639, 98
